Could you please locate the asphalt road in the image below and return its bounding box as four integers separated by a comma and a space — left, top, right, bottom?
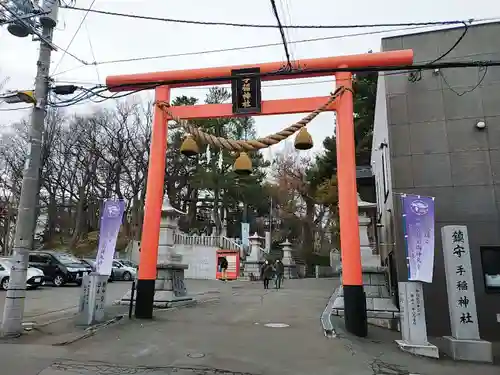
0, 281, 131, 322
0, 279, 499, 375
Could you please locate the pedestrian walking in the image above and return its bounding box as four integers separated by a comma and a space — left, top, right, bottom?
274, 259, 284, 289
261, 260, 273, 289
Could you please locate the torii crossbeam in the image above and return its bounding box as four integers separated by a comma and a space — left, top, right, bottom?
106, 49, 413, 337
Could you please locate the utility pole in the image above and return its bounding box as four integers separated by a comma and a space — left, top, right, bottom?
1, 0, 59, 337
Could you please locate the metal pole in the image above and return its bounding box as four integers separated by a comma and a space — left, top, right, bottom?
129, 280, 136, 319
269, 196, 272, 239
1, 2, 58, 337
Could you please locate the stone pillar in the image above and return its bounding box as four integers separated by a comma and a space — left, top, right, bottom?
441, 225, 492, 363
359, 212, 379, 268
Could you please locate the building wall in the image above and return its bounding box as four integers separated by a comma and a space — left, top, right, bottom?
372, 22, 500, 340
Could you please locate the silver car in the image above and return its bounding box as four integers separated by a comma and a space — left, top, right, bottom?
81, 258, 115, 282
111, 260, 136, 281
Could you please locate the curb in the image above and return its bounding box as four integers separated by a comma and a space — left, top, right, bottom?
320, 289, 338, 338
47, 294, 221, 346
23, 308, 79, 329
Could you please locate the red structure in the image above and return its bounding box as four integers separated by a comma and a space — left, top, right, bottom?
106, 50, 414, 337
216, 249, 240, 280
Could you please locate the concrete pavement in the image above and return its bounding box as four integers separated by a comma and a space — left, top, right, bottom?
0, 278, 498, 375
0, 281, 132, 323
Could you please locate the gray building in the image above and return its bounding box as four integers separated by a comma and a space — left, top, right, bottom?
372, 22, 500, 340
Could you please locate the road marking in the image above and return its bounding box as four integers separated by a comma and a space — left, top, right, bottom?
264, 323, 289, 328
187, 352, 205, 358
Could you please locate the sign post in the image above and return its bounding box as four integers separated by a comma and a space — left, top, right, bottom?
441, 225, 493, 362
395, 194, 438, 358
78, 199, 125, 326
396, 281, 438, 357
78, 273, 108, 326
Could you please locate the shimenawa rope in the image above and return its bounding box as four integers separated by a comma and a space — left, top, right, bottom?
155, 86, 347, 152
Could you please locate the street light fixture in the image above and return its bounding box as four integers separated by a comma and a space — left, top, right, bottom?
0, 90, 36, 105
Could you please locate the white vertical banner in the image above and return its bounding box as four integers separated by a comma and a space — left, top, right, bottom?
95, 200, 125, 276
241, 223, 250, 246
400, 194, 435, 283
265, 231, 271, 253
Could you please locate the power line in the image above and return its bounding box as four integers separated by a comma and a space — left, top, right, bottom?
270, 0, 292, 70
430, 22, 468, 64
84, 21, 101, 83
0, 10, 48, 26
407, 21, 468, 83
61, 6, 488, 30
0, 106, 33, 111
47, 21, 484, 110
50, 24, 454, 77
440, 66, 487, 96
0, 2, 88, 66
54, 77, 340, 89
52, 0, 96, 75
48, 59, 500, 109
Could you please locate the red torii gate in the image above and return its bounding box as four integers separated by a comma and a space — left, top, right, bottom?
106, 49, 413, 337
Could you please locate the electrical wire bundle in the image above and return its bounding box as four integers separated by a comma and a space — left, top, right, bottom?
46, 55, 499, 109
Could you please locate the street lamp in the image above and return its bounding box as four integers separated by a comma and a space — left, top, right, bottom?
0, 85, 77, 107
0, 90, 36, 105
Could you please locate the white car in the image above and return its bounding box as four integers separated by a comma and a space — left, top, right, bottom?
0, 258, 45, 290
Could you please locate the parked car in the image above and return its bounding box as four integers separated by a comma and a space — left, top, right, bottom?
28, 251, 92, 287
80, 258, 95, 271
80, 258, 115, 282
0, 257, 44, 290
112, 260, 137, 281
118, 259, 138, 269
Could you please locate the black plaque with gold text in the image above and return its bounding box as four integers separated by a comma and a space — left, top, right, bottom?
231, 67, 262, 115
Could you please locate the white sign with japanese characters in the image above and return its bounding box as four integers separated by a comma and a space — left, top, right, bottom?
78, 274, 108, 326
398, 281, 429, 345
441, 225, 480, 340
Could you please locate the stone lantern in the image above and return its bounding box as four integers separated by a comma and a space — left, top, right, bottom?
280, 238, 293, 265
242, 232, 264, 279
329, 192, 398, 332
248, 232, 264, 262
118, 194, 193, 308
357, 193, 379, 268
280, 239, 297, 279
157, 194, 186, 265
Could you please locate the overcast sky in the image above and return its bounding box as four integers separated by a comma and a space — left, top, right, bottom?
1, 0, 499, 158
